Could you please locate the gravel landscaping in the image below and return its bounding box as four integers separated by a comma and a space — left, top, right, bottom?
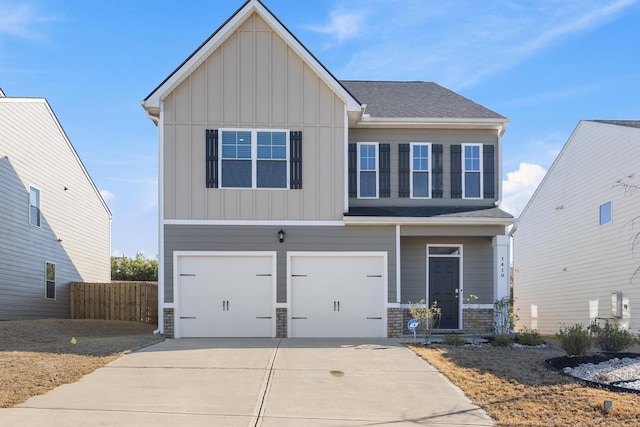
0, 319, 163, 408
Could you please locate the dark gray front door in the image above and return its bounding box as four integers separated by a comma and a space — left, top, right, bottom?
429, 257, 460, 329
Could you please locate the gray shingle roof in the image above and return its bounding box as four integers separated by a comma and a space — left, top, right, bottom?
346, 206, 513, 219
340, 81, 506, 120
590, 120, 640, 129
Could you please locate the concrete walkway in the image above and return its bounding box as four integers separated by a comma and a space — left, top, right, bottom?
1, 338, 494, 426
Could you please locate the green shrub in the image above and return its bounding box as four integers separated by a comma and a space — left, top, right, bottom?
556, 324, 592, 356
593, 322, 637, 352
442, 334, 467, 346
491, 333, 514, 347
517, 327, 544, 346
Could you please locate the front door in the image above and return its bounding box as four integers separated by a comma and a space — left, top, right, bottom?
428, 256, 460, 329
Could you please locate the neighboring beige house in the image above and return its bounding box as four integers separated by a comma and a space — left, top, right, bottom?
142, 0, 514, 338
0, 91, 112, 319
514, 120, 640, 334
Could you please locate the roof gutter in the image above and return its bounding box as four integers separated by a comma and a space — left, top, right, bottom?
344, 216, 515, 227
142, 102, 160, 126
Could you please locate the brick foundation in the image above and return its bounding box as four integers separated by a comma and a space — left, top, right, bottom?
163, 308, 174, 338
462, 308, 494, 335
276, 308, 287, 338
387, 308, 404, 337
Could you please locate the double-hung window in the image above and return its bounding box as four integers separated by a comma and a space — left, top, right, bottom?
45, 262, 55, 300
358, 143, 378, 198
29, 186, 41, 226
411, 143, 431, 198
462, 144, 482, 198
220, 129, 288, 189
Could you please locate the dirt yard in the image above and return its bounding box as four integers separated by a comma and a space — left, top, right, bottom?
411, 341, 640, 427
0, 319, 164, 408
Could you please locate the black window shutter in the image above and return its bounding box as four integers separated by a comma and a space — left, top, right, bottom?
483, 144, 495, 199
206, 129, 218, 188
379, 143, 391, 198
450, 144, 462, 198
398, 144, 410, 198
348, 143, 357, 198
432, 144, 443, 198
290, 131, 302, 189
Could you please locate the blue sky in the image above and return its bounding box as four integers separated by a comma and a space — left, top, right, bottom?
1, 0, 639, 258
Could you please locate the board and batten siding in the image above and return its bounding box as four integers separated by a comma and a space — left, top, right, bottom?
164, 225, 396, 304
401, 236, 494, 305
514, 121, 640, 334
162, 12, 346, 222
348, 128, 499, 207
0, 99, 111, 319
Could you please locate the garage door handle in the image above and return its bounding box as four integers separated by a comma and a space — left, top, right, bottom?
367, 317, 383, 320
180, 273, 196, 277
334, 301, 340, 311
291, 274, 307, 277
222, 300, 230, 311
256, 274, 272, 277
367, 275, 382, 278
180, 317, 196, 319
292, 317, 307, 319
256, 316, 272, 319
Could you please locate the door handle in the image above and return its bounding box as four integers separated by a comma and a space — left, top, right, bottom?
334, 301, 336, 311
337, 301, 340, 311
222, 300, 230, 311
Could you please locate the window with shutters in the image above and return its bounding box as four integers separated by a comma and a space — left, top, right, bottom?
462, 144, 483, 199
411, 143, 431, 198
218, 128, 289, 189
358, 142, 378, 198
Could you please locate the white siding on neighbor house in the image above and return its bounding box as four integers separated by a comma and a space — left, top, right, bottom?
0, 99, 111, 319
162, 12, 346, 222
514, 121, 640, 334
349, 128, 499, 207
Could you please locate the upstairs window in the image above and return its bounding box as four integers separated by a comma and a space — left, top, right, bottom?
462, 144, 483, 198
29, 186, 40, 226
219, 129, 289, 189
600, 202, 612, 225
358, 143, 378, 198
411, 143, 431, 198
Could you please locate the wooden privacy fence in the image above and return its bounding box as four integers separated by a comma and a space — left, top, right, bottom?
70, 281, 158, 324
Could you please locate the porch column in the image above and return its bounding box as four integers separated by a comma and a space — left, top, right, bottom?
492, 235, 510, 301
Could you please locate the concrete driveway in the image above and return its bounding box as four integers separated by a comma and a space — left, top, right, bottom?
1, 338, 493, 426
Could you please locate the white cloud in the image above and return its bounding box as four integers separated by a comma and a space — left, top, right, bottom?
307, 8, 367, 45
100, 189, 115, 202
111, 249, 123, 257
0, 2, 59, 42
501, 163, 547, 216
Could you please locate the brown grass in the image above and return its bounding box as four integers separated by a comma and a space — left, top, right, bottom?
0, 319, 164, 408
410, 341, 640, 427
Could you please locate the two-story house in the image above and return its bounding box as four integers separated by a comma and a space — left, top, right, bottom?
0, 91, 112, 319
142, 0, 513, 338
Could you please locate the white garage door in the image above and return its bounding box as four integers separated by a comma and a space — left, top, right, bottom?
176, 254, 275, 338
289, 253, 386, 338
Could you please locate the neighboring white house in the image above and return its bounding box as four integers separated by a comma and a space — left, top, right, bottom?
0, 91, 112, 319
513, 120, 640, 334
142, 0, 514, 338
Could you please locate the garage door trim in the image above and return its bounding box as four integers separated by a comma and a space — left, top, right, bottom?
173, 251, 277, 338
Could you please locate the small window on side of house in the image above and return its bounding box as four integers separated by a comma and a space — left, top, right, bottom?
29, 186, 40, 227
600, 202, 612, 225
45, 262, 56, 300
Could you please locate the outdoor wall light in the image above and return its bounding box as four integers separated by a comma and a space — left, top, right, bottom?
278, 229, 285, 243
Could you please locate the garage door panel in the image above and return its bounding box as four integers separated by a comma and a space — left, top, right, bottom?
177, 255, 274, 338
290, 254, 386, 338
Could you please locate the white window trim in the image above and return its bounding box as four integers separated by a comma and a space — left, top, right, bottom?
410, 142, 432, 199
45, 261, 56, 300
357, 142, 379, 199
599, 201, 612, 226
29, 185, 41, 227
462, 143, 483, 199
218, 128, 290, 190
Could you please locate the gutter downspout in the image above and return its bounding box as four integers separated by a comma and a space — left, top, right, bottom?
494, 122, 507, 208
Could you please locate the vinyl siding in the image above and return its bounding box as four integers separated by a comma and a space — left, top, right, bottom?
162, 12, 346, 221
164, 225, 396, 304
0, 100, 111, 319
401, 236, 494, 305
349, 128, 498, 207
514, 121, 640, 334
